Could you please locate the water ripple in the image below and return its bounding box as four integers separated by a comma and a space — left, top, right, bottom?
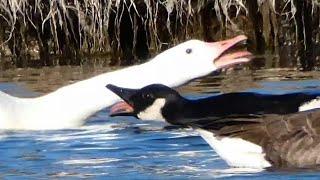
1, 68, 320, 178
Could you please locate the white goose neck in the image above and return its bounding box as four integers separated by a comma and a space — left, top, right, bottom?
0, 60, 192, 130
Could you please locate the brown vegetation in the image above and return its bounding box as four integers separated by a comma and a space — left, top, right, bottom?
0, 0, 319, 69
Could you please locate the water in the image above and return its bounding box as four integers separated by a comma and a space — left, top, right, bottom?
1, 65, 320, 178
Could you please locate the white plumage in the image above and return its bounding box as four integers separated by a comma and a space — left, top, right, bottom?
196, 129, 272, 169
0, 39, 226, 130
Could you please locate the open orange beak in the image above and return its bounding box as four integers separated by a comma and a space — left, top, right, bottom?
208, 35, 252, 69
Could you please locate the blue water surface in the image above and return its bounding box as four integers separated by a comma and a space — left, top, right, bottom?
1, 74, 320, 179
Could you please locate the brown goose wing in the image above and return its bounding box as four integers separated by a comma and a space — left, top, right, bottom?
184, 111, 320, 168
262, 111, 320, 168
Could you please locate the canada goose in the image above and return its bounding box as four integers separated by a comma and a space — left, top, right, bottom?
107, 83, 320, 169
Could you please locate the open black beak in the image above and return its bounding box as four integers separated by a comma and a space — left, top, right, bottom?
106, 84, 137, 103
106, 84, 138, 117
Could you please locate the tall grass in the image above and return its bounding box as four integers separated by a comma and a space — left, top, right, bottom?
0, 0, 319, 67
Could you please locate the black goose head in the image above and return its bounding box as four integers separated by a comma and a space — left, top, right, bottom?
107, 84, 184, 121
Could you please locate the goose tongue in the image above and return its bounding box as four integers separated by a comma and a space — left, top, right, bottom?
109, 101, 134, 116
214, 51, 252, 69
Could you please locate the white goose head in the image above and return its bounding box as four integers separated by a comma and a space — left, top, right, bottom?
148, 35, 251, 83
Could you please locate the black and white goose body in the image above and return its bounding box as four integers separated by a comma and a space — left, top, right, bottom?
107, 83, 320, 169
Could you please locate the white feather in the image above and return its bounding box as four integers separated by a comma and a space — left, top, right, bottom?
196, 129, 272, 169
137, 98, 166, 121
299, 97, 320, 111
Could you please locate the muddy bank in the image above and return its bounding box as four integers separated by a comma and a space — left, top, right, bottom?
0, 0, 319, 70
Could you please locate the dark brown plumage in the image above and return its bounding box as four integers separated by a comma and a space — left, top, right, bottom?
186, 110, 320, 168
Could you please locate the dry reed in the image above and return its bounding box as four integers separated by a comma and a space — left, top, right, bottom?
0, 0, 319, 67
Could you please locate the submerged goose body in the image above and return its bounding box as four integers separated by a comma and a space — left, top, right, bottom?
108, 84, 320, 169
0, 35, 251, 130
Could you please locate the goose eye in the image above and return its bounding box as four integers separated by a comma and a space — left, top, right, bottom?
143, 93, 153, 99
186, 48, 192, 54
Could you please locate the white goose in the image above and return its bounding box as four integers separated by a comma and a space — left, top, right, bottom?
0, 35, 250, 130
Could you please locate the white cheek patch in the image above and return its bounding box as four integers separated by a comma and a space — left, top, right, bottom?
137, 98, 166, 121
299, 97, 320, 112
196, 129, 271, 169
